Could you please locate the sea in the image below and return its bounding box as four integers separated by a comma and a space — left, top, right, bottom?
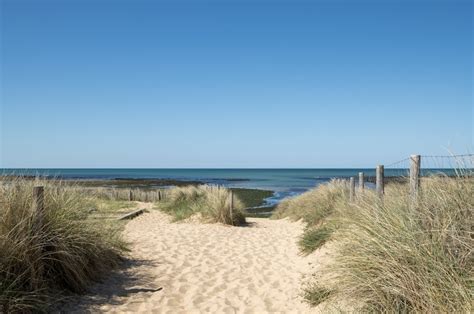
1, 168, 458, 205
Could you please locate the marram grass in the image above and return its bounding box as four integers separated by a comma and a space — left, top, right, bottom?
303, 284, 333, 307
156, 185, 247, 225
272, 179, 347, 225
273, 179, 347, 254
273, 175, 473, 312
298, 225, 333, 255
0, 177, 125, 312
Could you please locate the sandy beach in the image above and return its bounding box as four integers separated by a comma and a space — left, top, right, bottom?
64, 202, 317, 313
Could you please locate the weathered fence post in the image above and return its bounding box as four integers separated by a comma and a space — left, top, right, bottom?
358, 172, 364, 192
229, 190, 234, 225
158, 190, 162, 201
376, 165, 384, 200
32, 186, 45, 227
129, 189, 133, 201
349, 177, 355, 202
409, 155, 421, 209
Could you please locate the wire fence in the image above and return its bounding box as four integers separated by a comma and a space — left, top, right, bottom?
345, 153, 473, 206
384, 154, 474, 178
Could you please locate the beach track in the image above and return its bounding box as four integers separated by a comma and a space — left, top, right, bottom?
66, 202, 315, 313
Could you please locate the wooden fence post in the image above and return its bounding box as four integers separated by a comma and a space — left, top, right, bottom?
32, 186, 45, 227
158, 190, 162, 201
349, 177, 355, 202
129, 189, 133, 201
358, 172, 364, 192
410, 155, 421, 209
229, 190, 234, 225
376, 165, 384, 200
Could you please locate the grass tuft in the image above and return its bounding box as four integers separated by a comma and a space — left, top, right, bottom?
272, 179, 347, 225
298, 226, 333, 255
326, 175, 473, 312
275, 173, 473, 312
0, 177, 125, 312
303, 284, 333, 306
156, 185, 247, 225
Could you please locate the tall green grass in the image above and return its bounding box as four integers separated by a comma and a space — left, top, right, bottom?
0, 178, 125, 312
156, 185, 246, 225
273, 175, 473, 312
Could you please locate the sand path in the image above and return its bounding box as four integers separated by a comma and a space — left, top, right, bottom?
68, 203, 315, 313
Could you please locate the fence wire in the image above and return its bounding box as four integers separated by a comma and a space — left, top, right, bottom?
384, 154, 474, 178
385, 157, 411, 177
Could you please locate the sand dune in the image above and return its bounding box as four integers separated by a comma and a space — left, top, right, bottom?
65, 203, 317, 313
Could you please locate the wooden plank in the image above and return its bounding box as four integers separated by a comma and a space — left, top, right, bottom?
117, 208, 146, 220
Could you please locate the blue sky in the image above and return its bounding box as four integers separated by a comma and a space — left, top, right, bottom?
1, 0, 472, 168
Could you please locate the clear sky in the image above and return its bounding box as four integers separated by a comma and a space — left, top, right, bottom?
1, 0, 472, 168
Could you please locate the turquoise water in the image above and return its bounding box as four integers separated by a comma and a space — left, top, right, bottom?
0, 168, 457, 204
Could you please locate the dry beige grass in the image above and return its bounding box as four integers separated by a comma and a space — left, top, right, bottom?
272, 179, 347, 225
273, 175, 473, 312
272, 179, 347, 254
156, 185, 246, 225
0, 177, 125, 312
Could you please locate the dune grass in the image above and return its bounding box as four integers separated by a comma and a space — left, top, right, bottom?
327, 176, 473, 312
0, 178, 125, 312
298, 226, 333, 255
273, 179, 346, 253
272, 179, 347, 225
303, 284, 333, 307
156, 185, 246, 225
94, 199, 138, 213
273, 175, 473, 312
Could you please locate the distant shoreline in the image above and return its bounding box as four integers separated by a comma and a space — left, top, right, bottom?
0, 175, 252, 188
0, 168, 464, 207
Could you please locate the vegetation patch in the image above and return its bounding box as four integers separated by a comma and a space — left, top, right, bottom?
274, 174, 473, 312
326, 176, 473, 312
95, 200, 137, 213
0, 177, 125, 312
303, 284, 333, 306
272, 180, 347, 226
298, 226, 333, 255
156, 185, 247, 225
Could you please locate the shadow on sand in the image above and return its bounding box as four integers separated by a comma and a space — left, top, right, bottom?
56, 258, 162, 312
